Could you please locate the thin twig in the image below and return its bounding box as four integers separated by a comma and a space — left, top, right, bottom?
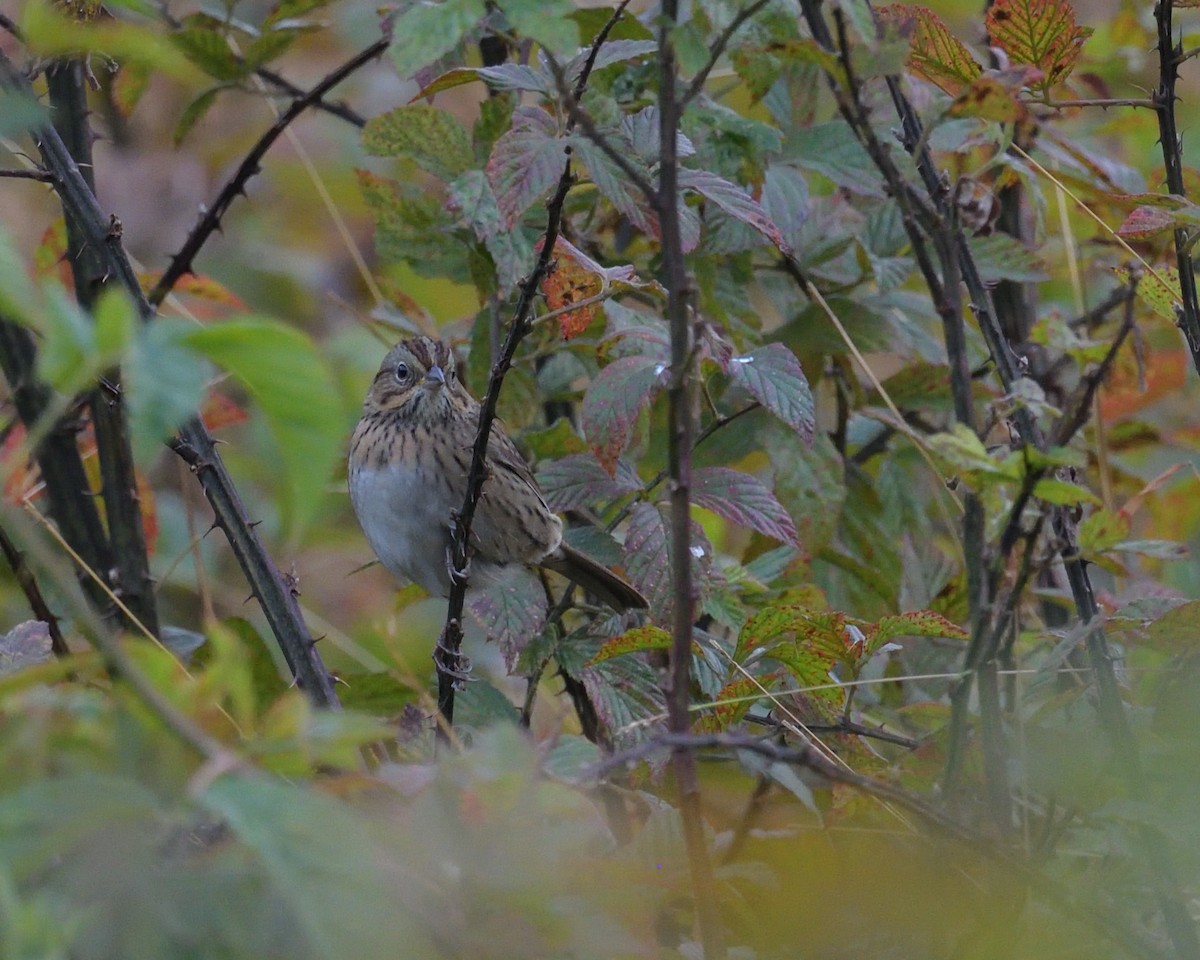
0, 167, 55, 181
680, 0, 774, 108
148, 32, 391, 308
0, 524, 69, 657
1034, 97, 1157, 110
256, 67, 367, 127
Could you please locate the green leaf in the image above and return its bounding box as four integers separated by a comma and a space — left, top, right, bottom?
173, 86, 224, 145
1033, 477, 1100, 506
93, 287, 135, 358
125, 319, 208, 460
832, 0, 878, 41
362, 106, 474, 182
867, 610, 967, 654
623, 502, 671, 617
927, 423, 1015, 480
198, 775, 427, 958
263, 0, 333, 27
728, 342, 815, 442
536, 453, 640, 511
35, 285, 101, 394
1078, 507, 1131, 555
170, 26, 248, 81
588, 625, 672, 665
390, 0, 487, 79
414, 64, 551, 99
0, 228, 40, 323
184, 319, 344, 534
970, 233, 1049, 283
337, 672, 418, 715
1115, 265, 1181, 321
21, 2, 193, 78
786, 121, 886, 197
680, 168, 791, 255
0, 89, 49, 138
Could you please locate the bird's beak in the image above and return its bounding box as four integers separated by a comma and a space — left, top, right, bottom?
424, 365, 446, 389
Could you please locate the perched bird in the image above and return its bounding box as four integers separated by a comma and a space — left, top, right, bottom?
348, 336, 647, 611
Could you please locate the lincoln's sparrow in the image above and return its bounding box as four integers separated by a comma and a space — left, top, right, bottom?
349, 337, 647, 611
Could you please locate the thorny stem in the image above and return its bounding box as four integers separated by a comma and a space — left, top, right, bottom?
436, 2, 632, 735
658, 1, 722, 954
0, 46, 342, 707
1153, 0, 1200, 373
46, 57, 161, 639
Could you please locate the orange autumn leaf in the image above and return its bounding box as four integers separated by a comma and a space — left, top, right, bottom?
541, 238, 604, 339
200, 390, 250, 432
986, 0, 1092, 94
538, 236, 663, 339
1098, 343, 1187, 422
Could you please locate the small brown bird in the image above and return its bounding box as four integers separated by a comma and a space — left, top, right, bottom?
348, 337, 647, 611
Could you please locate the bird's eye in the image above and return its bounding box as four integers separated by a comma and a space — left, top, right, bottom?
394, 362, 410, 383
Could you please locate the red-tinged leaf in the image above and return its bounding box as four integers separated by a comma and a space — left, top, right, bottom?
877, 4, 983, 95
1119, 463, 1184, 522
624, 502, 671, 618
485, 106, 566, 226
865, 610, 967, 655
200, 390, 250, 432
679, 168, 791, 256
986, 0, 1093, 92
588, 625, 672, 665
536, 454, 641, 511
736, 604, 847, 664
466, 566, 547, 671
692, 467, 800, 547
1117, 205, 1179, 241
411, 64, 551, 100
693, 671, 785, 734
728, 343, 815, 442
735, 605, 847, 712
581, 355, 667, 473
362, 105, 474, 182
1105, 191, 1196, 210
